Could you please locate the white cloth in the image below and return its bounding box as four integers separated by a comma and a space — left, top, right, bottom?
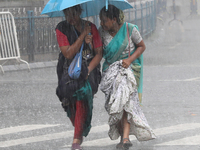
100, 60, 156, 141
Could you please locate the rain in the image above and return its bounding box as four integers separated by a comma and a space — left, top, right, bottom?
0, 0, 200, 150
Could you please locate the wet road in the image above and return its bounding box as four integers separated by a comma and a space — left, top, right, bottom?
1, 16, 200, 150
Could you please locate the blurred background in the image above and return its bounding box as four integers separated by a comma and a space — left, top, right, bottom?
1, 1, 200, 149
0, 0, 199, 63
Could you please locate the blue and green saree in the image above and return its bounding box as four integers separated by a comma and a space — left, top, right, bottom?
102, 22, 143, 103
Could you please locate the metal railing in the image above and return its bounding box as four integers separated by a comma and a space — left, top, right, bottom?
0, 12, 30, 73
127, 0, 156, 37
0, 0, 157, 62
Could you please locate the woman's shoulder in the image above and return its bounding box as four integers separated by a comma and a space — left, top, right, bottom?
126, 22, 139, 30
56, 20, 69, 30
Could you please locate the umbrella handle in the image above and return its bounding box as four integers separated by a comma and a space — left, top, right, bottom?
106, 0, 108, 10
88, 23, 92, 50
88, 23, 91, 35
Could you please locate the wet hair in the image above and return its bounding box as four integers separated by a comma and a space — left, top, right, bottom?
63, 5, 82, 16
99, 5, 124, 25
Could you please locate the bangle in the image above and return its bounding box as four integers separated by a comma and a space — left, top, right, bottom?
77, 37, 82, 42
88, 72, 90, 76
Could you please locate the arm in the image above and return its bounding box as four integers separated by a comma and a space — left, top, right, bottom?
122, 27, 145, 68
122, 40, 145, 68
57, 23, 91, 60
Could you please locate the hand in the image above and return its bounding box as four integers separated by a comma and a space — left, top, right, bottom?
122, 59, 131, 68
83, 22, 91, 36
85, 34, 93, 45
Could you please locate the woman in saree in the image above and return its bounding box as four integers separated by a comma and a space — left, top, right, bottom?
99, 5, 156, 149
55, 5, 103, 150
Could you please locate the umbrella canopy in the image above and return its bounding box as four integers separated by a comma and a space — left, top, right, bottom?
41, 0, 133, 18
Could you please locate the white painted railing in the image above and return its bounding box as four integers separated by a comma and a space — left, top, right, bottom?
0, 12, 30, 74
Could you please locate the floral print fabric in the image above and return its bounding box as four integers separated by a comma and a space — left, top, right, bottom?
100, 60, 156, 141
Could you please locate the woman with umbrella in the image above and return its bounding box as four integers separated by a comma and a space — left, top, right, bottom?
55, 5, 103, 150
99, 5, 156, 149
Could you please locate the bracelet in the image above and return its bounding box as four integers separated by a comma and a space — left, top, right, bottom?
77, 37, 82, 42
88, 72, 90, 76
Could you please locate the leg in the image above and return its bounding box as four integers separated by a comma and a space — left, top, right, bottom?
116, 121, 123, 149
122, 111, 132, 149
122, 111, 130, 140
73, 100, 87, 144
116, 111, 132, 149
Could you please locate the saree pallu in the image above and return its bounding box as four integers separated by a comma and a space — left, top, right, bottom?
102, 22, 143, 103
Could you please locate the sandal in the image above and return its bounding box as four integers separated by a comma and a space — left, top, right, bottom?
122, 138, 133, 149
71, 143, 82, 150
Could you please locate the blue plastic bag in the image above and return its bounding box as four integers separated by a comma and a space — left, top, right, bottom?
68, 43, 84, 79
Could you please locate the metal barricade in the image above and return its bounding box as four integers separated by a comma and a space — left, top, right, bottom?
0, 12, 30, 74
